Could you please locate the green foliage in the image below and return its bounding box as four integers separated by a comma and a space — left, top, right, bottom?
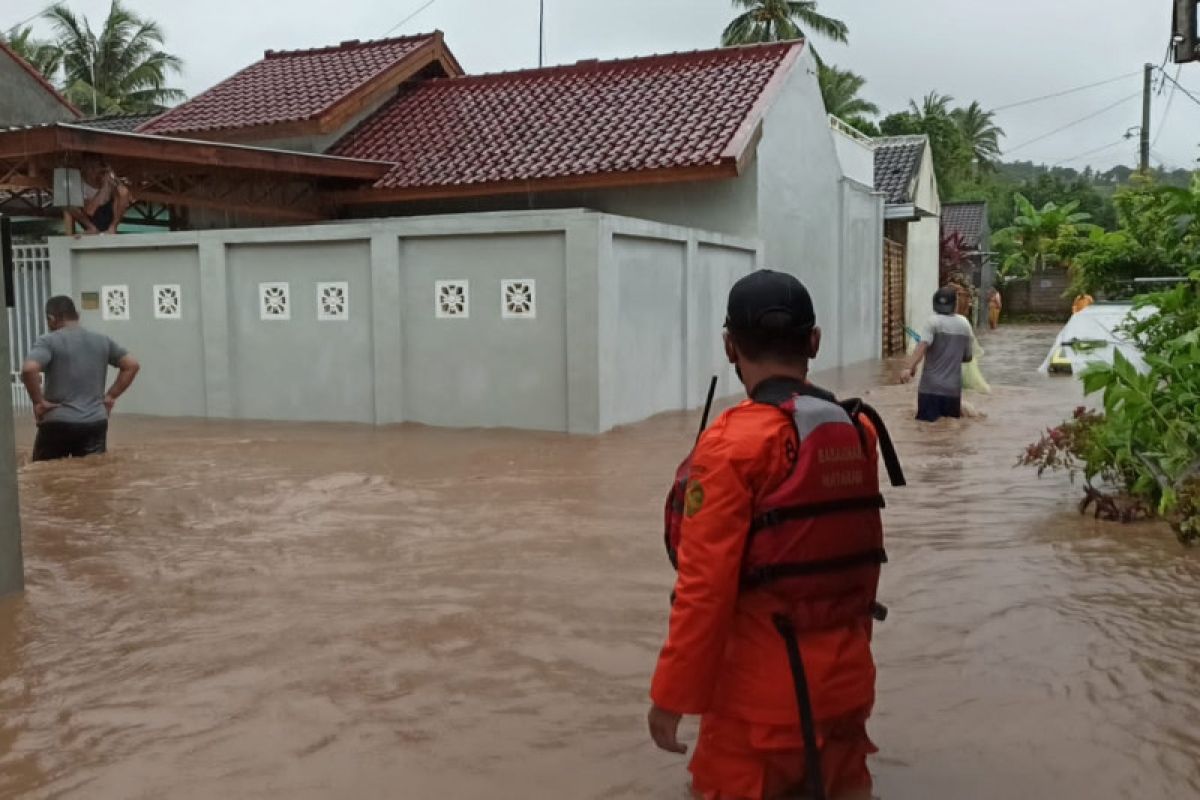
1067, 177, 1200, 296
994, 193, 1097, 280
722, 0, 848, 46
818, 63, 878, 121
39, 1, 185, 114
951, 101, 1004, 175
880, 92, 1005, 198
1022, 273, 1200, 543
0, 25, 61, 78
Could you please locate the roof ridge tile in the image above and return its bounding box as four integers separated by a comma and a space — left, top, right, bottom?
436, 40, 801, 87
264, 32, 437, 59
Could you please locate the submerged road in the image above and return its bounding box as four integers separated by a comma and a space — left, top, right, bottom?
1, 324, 1196, 798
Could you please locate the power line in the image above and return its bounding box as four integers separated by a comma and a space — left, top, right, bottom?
1155, 67, 1200, 111
383, 0, 440, 37
1150, 148, 1188, 171
1049, 138, 1128, 167
1005, 92, 1142, 154
1152, 65, 1182, 148
991, 71, 1141, 112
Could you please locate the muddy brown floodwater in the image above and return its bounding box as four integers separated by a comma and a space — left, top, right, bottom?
1, 324, 1198, 799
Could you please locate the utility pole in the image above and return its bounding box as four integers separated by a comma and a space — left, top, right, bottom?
1140, 62, 1153, 173
538, 0, 545, 67
0, 216, 23, 597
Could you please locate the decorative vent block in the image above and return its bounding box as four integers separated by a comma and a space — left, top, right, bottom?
316, 281, 349, 321
101, 285, 129, 321
259, 282, 290, 320
154, 284, 182, 320
436, 280, 469, 318
501, 279, 536, 319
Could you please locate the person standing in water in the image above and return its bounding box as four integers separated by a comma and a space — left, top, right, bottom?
20, 296, 140, 461
899, 286, 974, 422
649, 270, 903, 800
987, 287, 1002, 330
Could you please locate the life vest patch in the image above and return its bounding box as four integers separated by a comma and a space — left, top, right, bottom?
684, 479, 705, 518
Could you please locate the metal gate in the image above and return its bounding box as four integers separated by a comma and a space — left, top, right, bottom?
7, 244, 51, 416
882, 238, 906, 356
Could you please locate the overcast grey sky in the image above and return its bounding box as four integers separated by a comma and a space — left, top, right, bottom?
7, 0, 1199, 171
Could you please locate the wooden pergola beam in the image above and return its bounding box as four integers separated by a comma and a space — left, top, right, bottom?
0, 124, 392, 182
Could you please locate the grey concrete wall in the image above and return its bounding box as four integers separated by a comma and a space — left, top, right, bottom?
71, 246, 206, 417
400, 232, 568, 431
1003, 268, 1073, 317
0, 53, 75, 128
360, 170, 760, 242
226, 240, 374, 423
49, 210, 759, 434
604, 235, 686, 428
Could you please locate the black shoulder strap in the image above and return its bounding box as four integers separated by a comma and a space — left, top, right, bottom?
840, 398, 906, 487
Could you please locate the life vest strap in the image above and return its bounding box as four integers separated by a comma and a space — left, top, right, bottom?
750, 494, 886, 533
840, 399, 906, 488
741, 547, 888, 589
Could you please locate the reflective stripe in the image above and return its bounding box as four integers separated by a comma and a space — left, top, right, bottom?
790, 395, 853, 441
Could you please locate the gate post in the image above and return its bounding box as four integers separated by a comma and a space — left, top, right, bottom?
0, 217, 24, 596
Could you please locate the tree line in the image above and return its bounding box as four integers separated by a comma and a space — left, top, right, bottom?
3, 1, 183, 115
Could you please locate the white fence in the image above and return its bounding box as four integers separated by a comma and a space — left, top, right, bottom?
7, 244, 51, 416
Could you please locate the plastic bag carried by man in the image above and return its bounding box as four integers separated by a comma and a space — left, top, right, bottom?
649, 270, 905, 800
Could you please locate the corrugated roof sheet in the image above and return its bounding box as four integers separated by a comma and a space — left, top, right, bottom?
78, 113, 161, 132
329, 42, 800, 195
941, 201, 989, 249
873, 135, 926, 205
140, 34, 440, 136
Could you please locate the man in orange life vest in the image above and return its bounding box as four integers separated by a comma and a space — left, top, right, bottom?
649, 270, 901, 800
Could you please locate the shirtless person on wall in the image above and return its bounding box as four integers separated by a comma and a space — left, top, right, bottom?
68, 158, 133, 235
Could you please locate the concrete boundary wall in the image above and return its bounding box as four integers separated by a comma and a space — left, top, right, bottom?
49, 210, 758, 433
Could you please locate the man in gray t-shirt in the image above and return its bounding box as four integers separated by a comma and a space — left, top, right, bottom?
899, 286, 974, 422
21, 296, 140, 461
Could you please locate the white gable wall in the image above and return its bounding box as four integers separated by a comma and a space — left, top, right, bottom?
905, 141, 942, 344
755, 47, 883, 369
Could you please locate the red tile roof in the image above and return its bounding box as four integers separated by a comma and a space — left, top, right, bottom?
140, 33, 458, 137
0, 38, 82, 118
330, 42, 803, 201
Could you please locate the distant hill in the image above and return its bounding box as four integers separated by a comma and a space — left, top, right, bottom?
995, 160, 1195, 190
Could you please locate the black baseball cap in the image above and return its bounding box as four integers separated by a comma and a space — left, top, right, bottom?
726, 269, 816, 333
933, 286, 958, 315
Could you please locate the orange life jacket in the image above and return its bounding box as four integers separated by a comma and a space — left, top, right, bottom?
665, 380, 905, 632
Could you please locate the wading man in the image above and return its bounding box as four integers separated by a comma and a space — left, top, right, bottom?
20, 296, 139, 461
899, 286, 974, 422
649, 270, 903, 800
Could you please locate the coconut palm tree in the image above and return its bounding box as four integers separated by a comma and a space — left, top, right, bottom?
0, 26, 61, 79
818, 64, 878, 120
953, 101, 1005, 173
908, 91, 954, 122
41, 1, 185, 115
721, 0, 849, 46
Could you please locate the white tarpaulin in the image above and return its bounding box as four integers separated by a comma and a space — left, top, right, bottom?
1038, 303, 1153, 375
